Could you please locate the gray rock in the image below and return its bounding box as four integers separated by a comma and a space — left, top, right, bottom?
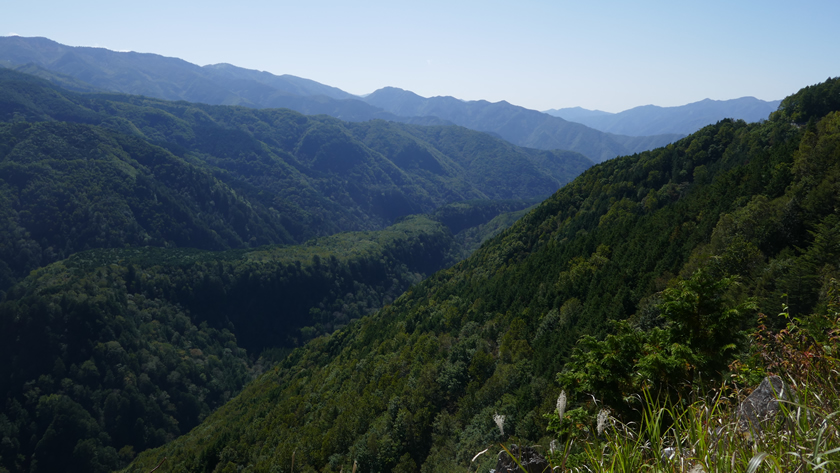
737, 375, 788, 436
661, 446, 677, 463
495, 445, 549, 473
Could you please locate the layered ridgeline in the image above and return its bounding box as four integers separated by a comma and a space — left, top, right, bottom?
544, 96, 781, 136
120, 78, 840, 473
362, 87, 683, 162
0, 36, 356, 103
0, 216, 458, 473
0, 67, 591, 291
0, 36, 680, 163
0, 66, 592, 472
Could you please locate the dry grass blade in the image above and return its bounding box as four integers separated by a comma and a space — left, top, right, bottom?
472, 448, 489, 462
147, 457, 166, 473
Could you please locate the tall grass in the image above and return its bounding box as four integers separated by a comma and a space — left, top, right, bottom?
567, 317, 840, 472
497, 379, 837, 473
537, 307, 840, 473
571, 376, 839, 472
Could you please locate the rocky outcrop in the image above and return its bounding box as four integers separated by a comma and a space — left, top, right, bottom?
737, 375, 788, 436
493, 445, 549, 473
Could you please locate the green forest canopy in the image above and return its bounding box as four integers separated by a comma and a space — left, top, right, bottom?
0, 216, 459, 473
120, 79, 840, 472
0, 67, 591, 292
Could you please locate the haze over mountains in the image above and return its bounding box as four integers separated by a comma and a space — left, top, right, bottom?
544, 96, 781, 136
360, 87, 683, 162
0, 35, 774, 163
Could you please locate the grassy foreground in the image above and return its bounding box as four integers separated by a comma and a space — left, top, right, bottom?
486, 310, 840, 473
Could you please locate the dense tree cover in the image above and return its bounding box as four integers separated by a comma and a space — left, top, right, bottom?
0, 120, 297, 291
124, 78, 840, 473
0, 216, 455, 473
0, 68, 590, 291
452, 207, 534, 257
773, 76, 840, 124
429, 199, 538, 236
0, 68, 584, 472
428, 199, 539, 258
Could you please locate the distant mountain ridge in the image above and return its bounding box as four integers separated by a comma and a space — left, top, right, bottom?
1, 36, 682, 163
0, 36, 355, 102
545, 106, 613, 122
362, 87, 683, 162
545, 96, 781, 136
0, 36, 433, 125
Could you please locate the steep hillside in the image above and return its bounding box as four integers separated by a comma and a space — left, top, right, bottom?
363, 87, 683, 162
0, 120, 299, 288
546, 96, 781, 136
0, 68, 591, 290
125, 78, 840, 473
0, 216, 457, 473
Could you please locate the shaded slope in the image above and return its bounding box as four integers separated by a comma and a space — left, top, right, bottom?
347, 121, 592, 200
0, 216, 456, 473
5, 62, 102, 93
126, 78, 840, 473
0, 120, 296, 289
0, 68, 591, 290
0, 67, 589, 210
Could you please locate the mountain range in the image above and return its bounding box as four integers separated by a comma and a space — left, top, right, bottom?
0, 65, 593, 472
117, 76, 839, 473
361, 87, 683, 162
0, 67, 591, 292
1, 36, 689, 163
544, 96, 781, 136
1, 34, 835, 473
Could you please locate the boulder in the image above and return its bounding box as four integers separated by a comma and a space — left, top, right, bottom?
494, 445, 549, 473
737, 375, 788, 436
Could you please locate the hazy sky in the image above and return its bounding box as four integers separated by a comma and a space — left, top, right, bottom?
4, 0, 838, 112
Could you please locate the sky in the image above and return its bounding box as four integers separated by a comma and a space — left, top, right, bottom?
3, 0, 838, 113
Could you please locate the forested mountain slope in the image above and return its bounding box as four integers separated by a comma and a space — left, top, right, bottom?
123, 77, 840, 473
0, 67, 596, 472
0, 120, 297, 290
0, 216, 457, 473
0, 68, 591, 291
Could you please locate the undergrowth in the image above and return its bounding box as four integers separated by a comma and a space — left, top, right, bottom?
494, 298, 840, 473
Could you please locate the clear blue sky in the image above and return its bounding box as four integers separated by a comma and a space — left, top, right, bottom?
4, 0, 838, 112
